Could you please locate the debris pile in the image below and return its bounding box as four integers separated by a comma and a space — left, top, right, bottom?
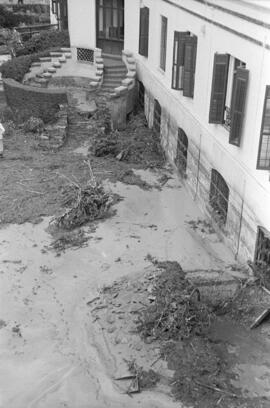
137, 261, 212, 341
114, 360, 160, 395
90, 112, 165, 167
52, 162, 113, 230
49, 229, 89, 252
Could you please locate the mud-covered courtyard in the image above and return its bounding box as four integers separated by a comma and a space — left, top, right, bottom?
1, 107, 270, 408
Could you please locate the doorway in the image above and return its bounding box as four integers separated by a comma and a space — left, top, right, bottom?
96, 0, 124, 55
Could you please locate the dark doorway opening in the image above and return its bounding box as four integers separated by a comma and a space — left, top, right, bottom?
209, 169, 229, 225
153, 99, 161, 136
175, 128, 188, 175
96, 0, 124, 55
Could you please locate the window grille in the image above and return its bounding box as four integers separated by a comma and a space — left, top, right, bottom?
153, 99, 161, 136
209, 169, 229, 225
175, 128, 188, 176
77, 48, 94, 63
138, 81, 145, 110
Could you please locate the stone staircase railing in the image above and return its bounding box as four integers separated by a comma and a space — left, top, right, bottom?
108, 50, 137, 130
89, 48, 104, 90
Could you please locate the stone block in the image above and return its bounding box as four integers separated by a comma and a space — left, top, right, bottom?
39, 57, 51, 62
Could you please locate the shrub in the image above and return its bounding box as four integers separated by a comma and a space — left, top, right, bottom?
0, 50, 52, 82
0, 5, 35, 28
16, 30, 70, 56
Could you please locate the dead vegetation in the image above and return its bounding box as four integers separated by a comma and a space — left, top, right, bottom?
0, 107, 164, 226
92, 258, 270, 408
50, 161, 114, 230
49, 229, 89, 252
90, 112, 165, 168
137, 260, 211, 341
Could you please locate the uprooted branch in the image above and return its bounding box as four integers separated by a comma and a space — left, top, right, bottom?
51, 161, 113, 230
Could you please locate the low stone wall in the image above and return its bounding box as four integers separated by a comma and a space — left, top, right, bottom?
48, 76, 95, 90
3, 78, 67, 122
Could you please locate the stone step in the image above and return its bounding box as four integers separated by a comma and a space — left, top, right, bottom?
31, 62, 41, 67
61, 47, 71, 53
48, 67, 57, 73
53, 62, 61, 68
64, 53, 72, 59
103, 77, 123, 83
105, 66, 126, 72
43, 72, 52, 79
102, 53, 122, 61
103, 72, 126, 79
34, 77, 48, 85
50, 51, 63, 57
59, 57, 66, 63
39, 57, 51, 62
36, 72, 45, 78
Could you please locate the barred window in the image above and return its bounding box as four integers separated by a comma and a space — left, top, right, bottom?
255, 227, 270, 267
77, 48, 94, 63
209, 169, 229, 225
153, 99, 161, 136
175, 128, 188, 175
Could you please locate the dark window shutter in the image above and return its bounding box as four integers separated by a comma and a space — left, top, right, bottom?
209, 54, 229, 124
183, 35, 197, 98
257, 86, 270, 170
139, 7, 149, 57
171, 31, 189, 90
229, 68, 249, 146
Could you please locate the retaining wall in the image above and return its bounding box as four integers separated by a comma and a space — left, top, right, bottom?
3, 78, 67, 122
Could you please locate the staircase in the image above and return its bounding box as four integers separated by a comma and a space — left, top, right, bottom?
25, 48, 72, 87
101, 53, 127, 93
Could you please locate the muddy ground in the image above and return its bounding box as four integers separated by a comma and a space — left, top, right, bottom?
0, 100, 270, 408
0, 110, 163, 226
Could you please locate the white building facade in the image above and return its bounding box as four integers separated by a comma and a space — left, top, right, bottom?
66, 0, 270, 265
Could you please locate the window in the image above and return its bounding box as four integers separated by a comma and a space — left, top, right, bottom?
160, 16, 167, 71
139, 7, 149, 57
209, 169, 229, 225
171, 31, 197, 98
97, 0, 124, 41
209, 53, 249, 147
257, 86, 270, 170
255, 226, 270, 267
153, 99, 161, 136
52, 0, 57, 14
175, 128, 188, 175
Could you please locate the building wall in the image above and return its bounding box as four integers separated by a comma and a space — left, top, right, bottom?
125, 0, 270, 261
68, 0, 96, 56
67, 0, 270, 261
